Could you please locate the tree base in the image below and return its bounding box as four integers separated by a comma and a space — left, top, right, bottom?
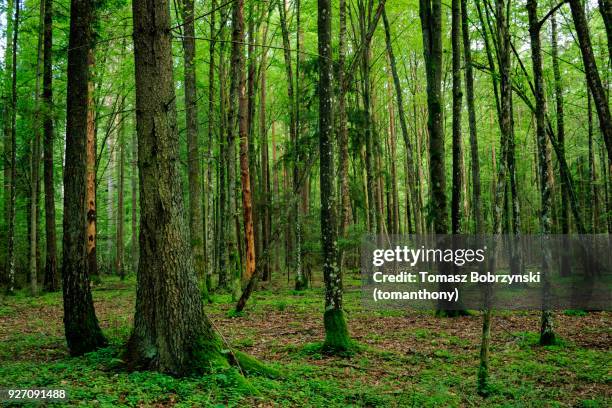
539, 331, 556, 346
294, 275, 308, 291
322, 309, 351, 354
435, 309, 472, 318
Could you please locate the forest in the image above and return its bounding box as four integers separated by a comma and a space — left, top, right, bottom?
0, 0, 610, 406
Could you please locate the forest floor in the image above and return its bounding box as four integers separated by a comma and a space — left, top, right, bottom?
0, 274, 610, 407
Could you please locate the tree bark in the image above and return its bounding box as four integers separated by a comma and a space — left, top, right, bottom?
4, 0, 19, 294
461, 0, 483, 235
527, 0, 555, 346
42, 0, 58, 292
116, 104, 125, 280
318, 0, 350, 353
2, 0, 14, 283
86, 49, 97, 279
128, 0, 228, 375
451, 0, 463, 235
62, 0, 106, 355
180, 0, 207, 297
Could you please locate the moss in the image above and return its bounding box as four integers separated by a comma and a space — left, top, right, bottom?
322, 309, 351, 354
188, 335, 231, 375
230, 349, 282, 378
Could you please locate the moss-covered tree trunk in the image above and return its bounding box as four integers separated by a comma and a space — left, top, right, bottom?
62, 0, 106, 356
318, 0, 350, 353
128, 0, 227, 375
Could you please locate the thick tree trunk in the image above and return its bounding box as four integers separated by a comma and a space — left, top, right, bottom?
128, 0, 228, 375
180, 0, 207, 297
568, 0, 612, 169
527, 0, 555, 346
42, 0, 58, 292
318, 0, 350, 353
62, 0, 106, 355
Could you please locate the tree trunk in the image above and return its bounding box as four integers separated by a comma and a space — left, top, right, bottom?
568, 0, 612, 170
205, 0, 216, 289
42, 0, 58, 292
382, 7, 417, 234
86, 49, 98, 279
2, 0, 14, 283
527, 0, 555, 346
598, 0, 612, 65
451, 0, 463, 235
338, 0, 352, 237
180, 0, 207, 297
62, 0, 106, 355
551, 11, 571, 274
116, 106, 125, 280
127, 0, 228, 375
30, 0, 45, 296
234, 0, 256, 284
461, 0, 483, 235
318, 0, 350, 353
131, 117, 138, 274
4, 0, 20, 294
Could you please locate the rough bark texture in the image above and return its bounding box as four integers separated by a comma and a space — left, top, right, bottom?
62, 0, 106, 356
180, 0, 207, 297
599, 0, 612, 64
128, 0, 226, 375
42, 0, 58, 292
318, 0, 350, 353
527, 0, 555, 347
420, 0, 446, 235
131, 116, 138, 274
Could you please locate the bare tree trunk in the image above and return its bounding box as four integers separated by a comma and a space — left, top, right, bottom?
131, 117, 138, 274
86, 49, 98, 279
451, 0, 463, 235
527, 0, 555, 346
127, 0, 229, 375
318, 0, 350, 353
42, 0, 58, 292
551, 11, 571, 274
179, 0, 207, 297
116, 105, 125, 280
62, 0, 106, 355
4, 0, 19, 294
30, 0, 45, 296
338, 0, 352, 237
461, 0, 483, 235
